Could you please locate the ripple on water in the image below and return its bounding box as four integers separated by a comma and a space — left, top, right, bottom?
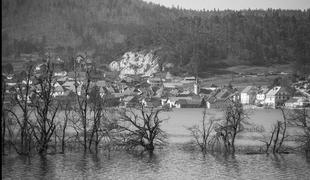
2, 146, 310, 180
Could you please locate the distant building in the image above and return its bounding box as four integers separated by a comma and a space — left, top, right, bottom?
285, 96, 309, 108
199, 88, 213, 98
166, 96, 192, 108
175, 96, 202, 108
53, 85, 65, 97
193, 81, 199, 95
264, 86, 290, 108
240, 86, 258, 105
142, 97, 162, 108
184, 76, 196, 82
54, 71, 67, 77
255, 87, 269, 104
163, 82, 183, 89
147, 77, 163, 86
181, 76, 196, 84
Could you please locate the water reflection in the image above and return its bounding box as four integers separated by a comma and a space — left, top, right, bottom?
2, 145, 310, 180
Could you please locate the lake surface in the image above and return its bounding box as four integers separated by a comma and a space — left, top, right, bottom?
3, 108, 310, 179
2, 144, 310, 180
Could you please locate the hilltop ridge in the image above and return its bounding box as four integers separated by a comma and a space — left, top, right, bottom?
2, 0, 310, 76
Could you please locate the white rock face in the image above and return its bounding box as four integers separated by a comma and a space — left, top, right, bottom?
109, 51, 159, 78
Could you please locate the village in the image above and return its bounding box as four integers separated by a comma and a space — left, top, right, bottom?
2, 52, 310, 110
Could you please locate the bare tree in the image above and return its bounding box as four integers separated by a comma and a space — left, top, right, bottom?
30, 61, 59, 154
4, 64, 34, 155
88, 85, 104, 151
74, 59, 91, 152
57, 96, 74, 153
188, 108, 219, 152
118, 104, 168, 153
260, 107, 289, 154
214, 99, 249, 153
2, 76, 7, 155
287, 108, 310, 155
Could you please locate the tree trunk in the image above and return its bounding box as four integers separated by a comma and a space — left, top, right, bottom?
145, 142, 154, 153
231, 133, 236, 153
83, 117, 87, 151
61, 123, 67, 153
2, 111, 5, 155
273, 121, 281, 153
54, 131, 57, 153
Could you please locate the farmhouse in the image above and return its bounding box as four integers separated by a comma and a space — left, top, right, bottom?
240, 86, 258, 105
264, 86, 290, 108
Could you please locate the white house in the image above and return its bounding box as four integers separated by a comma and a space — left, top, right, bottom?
264, 86, 290, 108
166, 96, 192, 108
240, 86, 258, 105
264, 86, 281, 108
255, 88, 269, 104
22, 79, 33, 85
53, 85, 65, 97
54, 71, 67, 77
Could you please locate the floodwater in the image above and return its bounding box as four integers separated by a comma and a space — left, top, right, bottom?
161, 108, 284, 144
2, 144, 310, 180
3, 108, 310, 179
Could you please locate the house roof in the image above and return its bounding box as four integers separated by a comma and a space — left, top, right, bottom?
258, 88, 269, 94
54, 85, 64, 92
241, 86, 253, 94
176, 99, 201, 105
169, 96, 192, 102
199, 88, 213, 95
285, 97, 298, 104
266, 86, 281, 96
286, 96, 307, 103
215, 89, 230, 99
175, 99, 188, 105
123, 96, 135, 102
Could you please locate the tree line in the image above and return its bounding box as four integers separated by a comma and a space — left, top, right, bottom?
2, 0, 310, 76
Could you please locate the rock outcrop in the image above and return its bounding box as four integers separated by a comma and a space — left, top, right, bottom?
109, 51, 159, 78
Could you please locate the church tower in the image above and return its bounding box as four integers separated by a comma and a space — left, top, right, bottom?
194, 78, 199, 95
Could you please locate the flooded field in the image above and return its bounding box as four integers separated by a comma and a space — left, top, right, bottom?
3, 144, 310, 180
161, 108, 284, 144
3, 108, 309, 179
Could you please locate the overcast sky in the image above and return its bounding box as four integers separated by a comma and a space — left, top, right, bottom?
143, 0, 310, 10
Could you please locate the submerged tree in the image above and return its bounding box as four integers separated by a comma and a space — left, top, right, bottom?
72, 57, 92, 152
2, 76, 7, 154
30, 61, 59, 154
214, 99, 249, 153
5, 63, 35, 155
288, 108, 310, 156
118, 104, 168, 153
260, 107, 291, 154
88, 85, 108, 152
188, 108, 219, 152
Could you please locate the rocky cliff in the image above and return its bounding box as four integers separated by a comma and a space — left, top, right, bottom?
109, 50, 159, 78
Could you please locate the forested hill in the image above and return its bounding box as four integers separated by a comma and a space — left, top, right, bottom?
2, 0, 310, 75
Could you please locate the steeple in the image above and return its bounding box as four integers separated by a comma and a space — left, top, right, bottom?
194, 76, 199, 95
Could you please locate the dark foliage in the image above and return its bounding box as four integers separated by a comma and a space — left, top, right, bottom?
2, 0, 310, 75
